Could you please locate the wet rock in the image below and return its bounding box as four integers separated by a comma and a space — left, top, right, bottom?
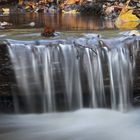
0, 21, 12, 29
25, 22, 35, 27
41, 26, 55, 37
0, 43, 15, 112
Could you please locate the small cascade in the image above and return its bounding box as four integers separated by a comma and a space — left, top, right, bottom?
7, 35, 140, 113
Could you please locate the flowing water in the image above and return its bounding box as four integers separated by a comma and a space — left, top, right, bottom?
0, 13, 140, 140
0, 109, 140, 140
7, 34, 140, 113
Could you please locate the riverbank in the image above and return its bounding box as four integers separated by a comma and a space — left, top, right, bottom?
1, 0, 140, 20
0, 1, 125, 18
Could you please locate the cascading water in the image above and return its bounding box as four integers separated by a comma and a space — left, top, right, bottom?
7, 34, 140, 113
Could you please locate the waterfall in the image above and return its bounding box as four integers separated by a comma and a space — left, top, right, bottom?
7, 35, 140, 113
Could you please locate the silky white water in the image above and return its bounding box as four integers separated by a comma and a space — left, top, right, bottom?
1, 34, 140, 140
7, 35, 140, 113
0, 109, 140, 140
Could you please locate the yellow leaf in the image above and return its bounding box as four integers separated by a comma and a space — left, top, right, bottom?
115, 10, 139, 29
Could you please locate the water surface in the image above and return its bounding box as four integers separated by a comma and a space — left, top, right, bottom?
0, 13, 116, 30
0, 109, 140, 140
